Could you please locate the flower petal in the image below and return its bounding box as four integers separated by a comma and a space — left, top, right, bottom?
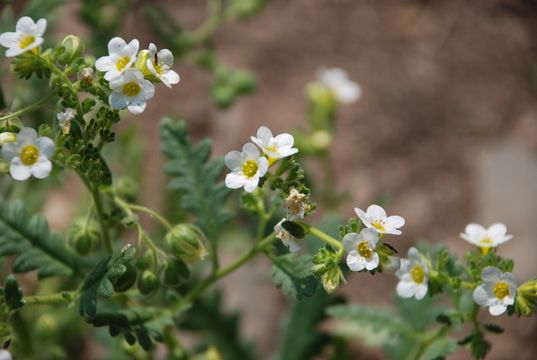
30, 157, 52, 178
367, 204, 386, 219
224, 151, 242, 170
36, 137, 54, 157
9, 158, 31, 181
95, 56, 114, 71
35, 18, 47, 36
256, 126, 273, 143
2, 142, 19, 161
342, 232, 360, 252
16, 17, 36, 33
346, 252, 366, 272
127, 101, 147, 115
489, 303, 507, 316
473, 285, 490, 306
481, 266, 501, 282
256, 157, 269, 177
225, 172, 245, 189
396, 280, 416, 298
386, 215, 405, 229
243, 142, 260, 158
109, 93, 128, 110
243, 177, 259, 193
365, 253, 379, 270
414, 284, 428, 300
107, 37, 127, 55
0, 32, 20, 47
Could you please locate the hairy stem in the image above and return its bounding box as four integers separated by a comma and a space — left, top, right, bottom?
23, 291, 76, 306
412, 325, 450, 360
0, 93, 55, 122
90, 186, 113, 254
114, 196, 173, 231
299, 222, 344, 255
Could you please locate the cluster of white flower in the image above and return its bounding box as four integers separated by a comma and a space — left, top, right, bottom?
224, 126, 306, 251
96, 37, 180, 114
316, 67, 361, 104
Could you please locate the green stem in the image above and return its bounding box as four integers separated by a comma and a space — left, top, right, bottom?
183, 232, 277, 303
412, 325, 450, 360
121, 201, 173, 231
23, 291, 76, 306
0, 93, 55, 121
90, 186, 112, 254
299, 222, 344, 255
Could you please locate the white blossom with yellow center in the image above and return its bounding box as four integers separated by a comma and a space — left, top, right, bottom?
0, 16, 46, 57
460, 223, 512, 254
354, 204, 405, 235
250, 126, 298, 162
96, 37, 139, 81
146, 43, 180, 88
108, 69, 155, 114
396, 247, 428, 299
274, 219, 300, 252
57, 108, 76, 135
1, 127, 54, 181
224, 143, 268, 193
317, 67, 361, 104
343, 228, 380, 272
473, 266, 517, 316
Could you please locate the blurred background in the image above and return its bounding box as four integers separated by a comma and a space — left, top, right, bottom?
2, 0, 537, 359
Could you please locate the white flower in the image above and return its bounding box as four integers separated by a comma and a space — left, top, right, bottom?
0, 349, 12, 360
0, 16, 46, 57
343, 228, 380, 272
57, 108, 76, 135
396, 247, 428, 300
317, 67, 361, 104
473, 266, 517, 316
460, 223, 512, 253
354, 204, 405, 235
0, 132, 16, 145
108, 69, 155, 114
224, 143, 268, 192
95, 37, 139, 81
1, 127, 54, 181
274, 219, 300, 252
285, 188, 309, 221
250, 126, 298, 161
147, 43, 180, 88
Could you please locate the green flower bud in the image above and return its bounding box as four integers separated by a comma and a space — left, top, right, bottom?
112, 263, 138, 292
212, 85, 235, 109
58, 35, 84, 65
165, 224, 207, 263
68, 218, 100, 255
321, 266, 345, 294
112, 177, 139, 201
136, 250, 154, 270
137, 270, 159, 295
231, 70, 256, 94
163, 259, 190, 287
515, 279, 537, 316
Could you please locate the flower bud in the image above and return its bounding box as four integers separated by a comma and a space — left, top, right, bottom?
0, 132, 16, 145
67, 218, 100, 255
135, 49, 152, 78
321, 266, 345, 294
165, 224, 207, 263
137, 270, 159, 295
35, 313, 58, 339
515, 279, 537, 316
305, 82, 336, 108
58, 35, 84, 65
231, 70, 256, 94
136, 250, 154, 270
112, 263, 138, 292
163, 259, 190, 287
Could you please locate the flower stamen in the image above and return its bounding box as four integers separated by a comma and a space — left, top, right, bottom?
20, 145, 39, 166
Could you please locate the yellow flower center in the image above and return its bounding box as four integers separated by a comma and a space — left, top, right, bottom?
154, 61, 165, 75
493, 281, 510, 300
371, 221, 385, 232
20, 145, 39, 166
357, 241, 373, 259
265, 144, 278, 153
19, 35, 35, 49
410, 265, 425, 284
122, 81, 141, 97
242, 160, 258, 178
116, 56, 131, 71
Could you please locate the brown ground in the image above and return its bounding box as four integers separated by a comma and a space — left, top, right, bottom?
41, 0, 537, 359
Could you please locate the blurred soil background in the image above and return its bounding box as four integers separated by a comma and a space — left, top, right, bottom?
12, 0, 537, 358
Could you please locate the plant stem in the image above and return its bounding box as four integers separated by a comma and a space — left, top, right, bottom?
120, 200, 174, 231
23, 291, 75, 306
299, 222, 344, 255
0, 93, 55, 121
182, 232, 276, 303
412, 325, 450, 360
91, 186, 113, 254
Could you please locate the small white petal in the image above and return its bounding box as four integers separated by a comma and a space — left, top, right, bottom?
285, 239, 301, 252
109, 93, 129, 110
9, 159, 31, 181
367, 204, 387, 220
107, 37, 127, 55
16, 16, 36, 33
161, 70, 180, 86
414, 284, 428, 300
346, 252, 366, 272
243, 177, 259, 193
36, 137, 54, 157
473, 285, 490, 306
35, 18, 47, 36
127, 101, 147, 114
2, 142, 19, 161
5, 46, 24, 57
95, 56, 114, 71
365, 253, 380, 270
225, 172, 245, 189
158, 49, 174, 67
0, 32, 20, 47
224, 151, 242, 170
396, 280, 416, 298
342, 232, 360, 252
142, 80, 155, 99
31, 157, 52, 178
242, 142, 260, 158
386, 215, 405, 229
481, 266, 502, 282
257, 157, 269, 177
489, 303, 507, 316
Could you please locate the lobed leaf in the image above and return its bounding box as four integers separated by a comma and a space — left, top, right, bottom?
271, 254, 318, 301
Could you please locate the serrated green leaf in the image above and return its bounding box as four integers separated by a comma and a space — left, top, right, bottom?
160, 118, 231, 241
271, 254, 318, 300
3, 275, 24, 311
0, 201, 79, 278
97, 278, 114, 298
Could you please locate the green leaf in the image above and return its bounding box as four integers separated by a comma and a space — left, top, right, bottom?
422, 337, 457, 360
276, 291, 344, 360
281, 221, 306, 239
3, 275, 24, 311
271, 254, 318, 300
160, 118, 231, 241
0, 201, 78, 278
469, 329, 491, 359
